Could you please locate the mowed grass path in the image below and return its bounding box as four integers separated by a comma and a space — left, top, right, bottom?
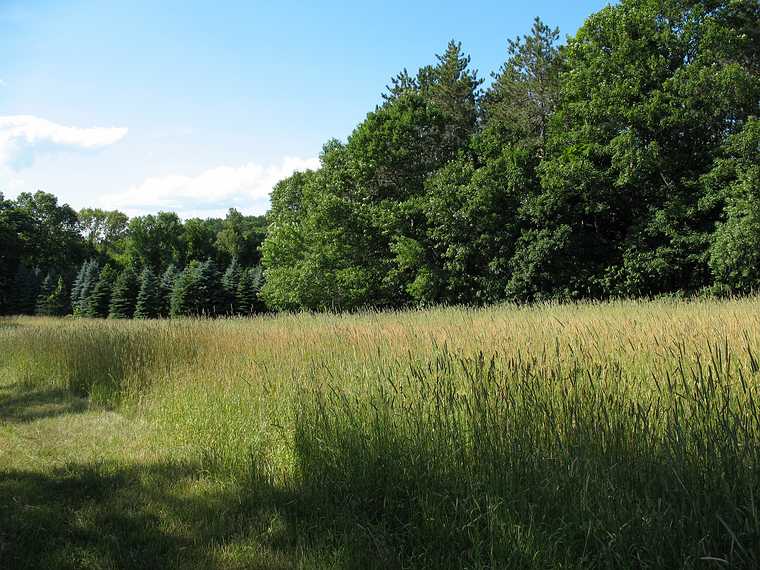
0, 376, 342, 569
2, 300, 760, 568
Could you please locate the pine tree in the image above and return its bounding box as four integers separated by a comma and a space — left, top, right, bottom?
35, 274, 67, 316
71, 259, 100, 316
134, 268, 162, 319
85, 265, 116, 318
171, 262, 193, 317
196, 258, 222, 316
160, 264, 179, 317
236, 266, 264, 314
79, 259, 100, 313
108, 266, 139, 319
221, 257, 242, 314
71, 261, 88, 309
34, 273, 55, 316
170, 261, 200, 317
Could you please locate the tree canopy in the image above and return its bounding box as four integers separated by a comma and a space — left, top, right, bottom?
1, 0, 758, 316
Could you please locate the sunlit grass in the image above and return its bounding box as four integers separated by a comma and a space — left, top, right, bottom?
2, 298, 760, 567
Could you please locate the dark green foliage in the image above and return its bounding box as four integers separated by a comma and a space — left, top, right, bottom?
35, 274, 68, 316
262, 42, 481, 310
0, 194, 34, 314
183, 218, 222, 265
78, 208, 128, 258
123, 212, 184, 273
236, 266, 264, 315
170, 260, 222, 317
221, 257, 242, 314
169, 262, 197, 317
196, 259, 222, 316
13, 191, 89, 272
134, 268, 162, 319
108, 267, 139, 319
85, 265, 116, 318
10, 264, 41, 315
47, 276, 69, 316
527, 0, 760, 299
258, 1, 759, 309
34, 274, 55, 316
708, 119, 760, 293
215, 209, 267, 266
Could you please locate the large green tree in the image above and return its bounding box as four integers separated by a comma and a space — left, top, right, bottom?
262, 42, 482, 310
215, 209, 267, 266
519, 0, 760, 299
71, 259, 100, 316
13, 191, 88, 271
78, 208, 129, 259
0, 194, 35, 313
123, 212, 184, 272
708, 118, 760, 293
411, 19, 563, 304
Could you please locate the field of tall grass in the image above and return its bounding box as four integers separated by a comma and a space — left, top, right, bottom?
2, 299, 760, 568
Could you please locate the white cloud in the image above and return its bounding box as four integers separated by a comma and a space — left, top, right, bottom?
101, 156, 320, 217
0, 79, 6, 87
0, 115, 127, 170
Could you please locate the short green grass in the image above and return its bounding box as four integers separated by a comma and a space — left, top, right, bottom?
2, 299, 760, 568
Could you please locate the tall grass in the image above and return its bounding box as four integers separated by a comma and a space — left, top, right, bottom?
2, 299, 760, 567
295, 345, 760, 567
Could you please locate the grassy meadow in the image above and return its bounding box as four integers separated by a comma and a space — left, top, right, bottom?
2, 299, 760, 568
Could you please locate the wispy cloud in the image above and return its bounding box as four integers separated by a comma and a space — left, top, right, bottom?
0, 115, 127, 170
100, 156, 320, 217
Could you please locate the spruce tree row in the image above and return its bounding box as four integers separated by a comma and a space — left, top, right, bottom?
1, 190, 267, 316
14, 257, 266, 319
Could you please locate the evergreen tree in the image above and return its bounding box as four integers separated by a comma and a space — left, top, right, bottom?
34, 273, 55, 316
221, 257, 242, 314
481, 17, 562, 151
35, 274, 67, 316
71, 259, 100, 316
196, 258, 222, 315
134, 268, 162, 319
236, 266, 264, 314
170, 261, 200, 317
85, 265, 116, 318
160, 264, 180, 317
108, 266, 139, 319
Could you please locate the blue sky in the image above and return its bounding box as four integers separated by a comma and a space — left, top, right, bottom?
0, 0, 610, 218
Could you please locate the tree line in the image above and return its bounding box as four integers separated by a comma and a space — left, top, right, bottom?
1, 0, 759, 316
0, 193, 266, 317
262, 0, 759, 310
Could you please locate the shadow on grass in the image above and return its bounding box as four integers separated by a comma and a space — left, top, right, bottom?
0, 384, 397, 569
0, 385, 88, 424
0, 459, 397, 570
0, 460, 308, 570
